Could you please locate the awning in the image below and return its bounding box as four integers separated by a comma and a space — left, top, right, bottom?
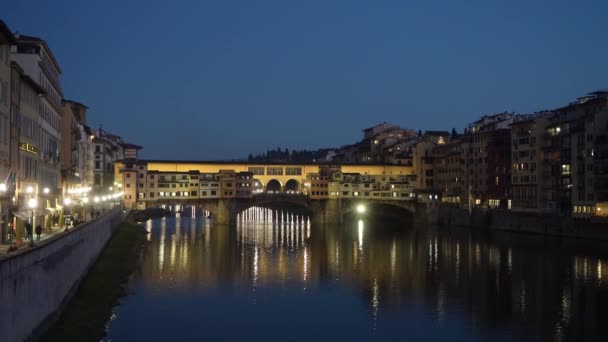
12, 210, 31, 221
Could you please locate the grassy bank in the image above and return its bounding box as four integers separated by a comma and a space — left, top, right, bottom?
41, 221, 146, 342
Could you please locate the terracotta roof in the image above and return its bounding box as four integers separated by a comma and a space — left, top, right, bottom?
63, 99, 89, 109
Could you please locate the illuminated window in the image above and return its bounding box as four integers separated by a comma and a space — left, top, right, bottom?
562, 164, 571, 175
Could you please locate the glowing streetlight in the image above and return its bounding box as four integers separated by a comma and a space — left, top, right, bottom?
83, 197, 89, 204
356, 204, 366, 214
26, 186, 34, 194
0, 183, 6, 192
63, 198, 72, 231
28, 198, 38, 247
43, 187, 50, 194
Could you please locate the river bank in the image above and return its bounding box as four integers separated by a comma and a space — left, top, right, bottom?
40, 221, 147, 342
439, 206, 608, 241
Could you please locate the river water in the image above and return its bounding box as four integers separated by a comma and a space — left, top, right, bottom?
104, 207, 608, 341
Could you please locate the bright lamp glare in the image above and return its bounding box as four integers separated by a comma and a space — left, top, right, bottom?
28, 198, 38, 209
356, 204, 366, 214
64, 198, 71, 206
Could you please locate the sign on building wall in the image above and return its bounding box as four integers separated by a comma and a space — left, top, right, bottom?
19, 142, 39, 155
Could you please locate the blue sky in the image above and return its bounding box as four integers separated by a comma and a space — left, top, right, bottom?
4, 0, 608, 159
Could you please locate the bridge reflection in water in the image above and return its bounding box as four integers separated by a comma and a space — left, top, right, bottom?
108, 210, 608, 342
236, 207, 311, 249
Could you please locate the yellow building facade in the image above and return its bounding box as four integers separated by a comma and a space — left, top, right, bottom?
114, 160, 415, 209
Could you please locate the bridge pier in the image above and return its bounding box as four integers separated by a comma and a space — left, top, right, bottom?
214, 198, 238, 225
311, 199, 343, 226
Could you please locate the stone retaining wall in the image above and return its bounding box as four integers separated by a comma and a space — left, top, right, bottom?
0, 208, 122, 342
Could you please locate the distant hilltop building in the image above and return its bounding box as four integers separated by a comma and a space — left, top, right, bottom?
333, 122, 417, 164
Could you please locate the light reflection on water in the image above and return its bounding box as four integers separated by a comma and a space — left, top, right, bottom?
105, 207, 608, 342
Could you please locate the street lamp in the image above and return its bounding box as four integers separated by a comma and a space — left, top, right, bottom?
82, 197, 89, 221
63, 197, 71, 231
28, 198, 37, 247
356, 204, 366, 214
43, 187, 50, 195
0, 183, 6, 243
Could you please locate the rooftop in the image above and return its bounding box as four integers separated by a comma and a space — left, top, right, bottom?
15, 34, 63, 74
0, 20, 17, 45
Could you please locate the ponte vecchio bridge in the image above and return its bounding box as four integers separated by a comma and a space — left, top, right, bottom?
114, 160, 439, 224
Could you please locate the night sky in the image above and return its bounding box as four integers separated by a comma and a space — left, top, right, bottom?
4, 0, 608, 160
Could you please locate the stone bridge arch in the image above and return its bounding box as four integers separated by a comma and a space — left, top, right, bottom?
284, 179, 300, 193
235, 194, 312, 216
266, 179, 282, 193
340, 199, 417, 223
253, 179, 264, 194
147, 199, 224, 220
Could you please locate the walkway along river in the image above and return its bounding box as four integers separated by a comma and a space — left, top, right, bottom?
104, 207, 608, 341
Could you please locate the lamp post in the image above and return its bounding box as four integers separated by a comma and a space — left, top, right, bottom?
63, 197, 71, 231
0, 183, 6, 243
28, 197, 37, 247
82, 197, 89, 222
25, 186, 35, 244
42, 187, 49, 231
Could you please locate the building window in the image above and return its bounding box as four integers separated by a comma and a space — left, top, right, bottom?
286, 167, 302, 176
267, 167, 283, 176
191, 191, 197, 196
149, 192, 155, 198
248, 167, 265, 175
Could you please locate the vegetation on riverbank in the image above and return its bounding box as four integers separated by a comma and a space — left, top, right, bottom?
41, 221, 147, 342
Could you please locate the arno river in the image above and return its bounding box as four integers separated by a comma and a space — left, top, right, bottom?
104, 207, 608, 341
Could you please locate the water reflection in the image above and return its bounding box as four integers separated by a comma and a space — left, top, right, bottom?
108, 207, 608, 341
